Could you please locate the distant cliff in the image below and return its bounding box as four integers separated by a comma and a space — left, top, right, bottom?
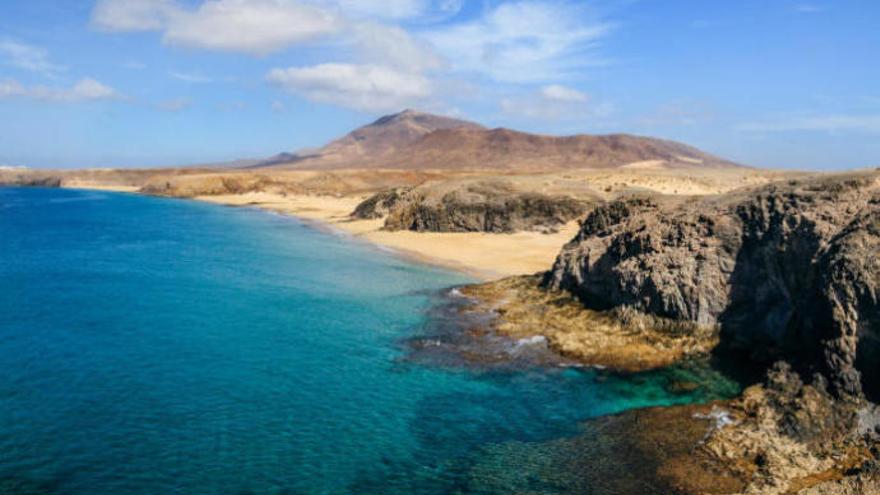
0, 170, 61, 188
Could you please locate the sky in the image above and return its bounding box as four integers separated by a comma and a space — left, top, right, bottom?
0, 0, 879, 170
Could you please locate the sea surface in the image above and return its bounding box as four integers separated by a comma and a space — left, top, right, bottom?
0, 187, 740, 494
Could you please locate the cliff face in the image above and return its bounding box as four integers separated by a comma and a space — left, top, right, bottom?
0, 173, 62, 188
544, 172, 880, 401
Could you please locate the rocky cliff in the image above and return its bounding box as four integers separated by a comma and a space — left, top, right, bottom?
0, 172, 62, 188
454, 171, 880, 493
543, 172, 880, 402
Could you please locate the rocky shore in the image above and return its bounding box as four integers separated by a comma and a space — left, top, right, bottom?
460, 275, 718, 372
461, 171, 880, 493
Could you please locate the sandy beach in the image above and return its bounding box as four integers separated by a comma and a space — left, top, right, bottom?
59, 164, 800, 281
196, 192, 577, 280
59, 186, 573, 279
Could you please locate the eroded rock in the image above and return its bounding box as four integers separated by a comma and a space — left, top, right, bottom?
544, 172, 880, 400
376, 182, 591, 233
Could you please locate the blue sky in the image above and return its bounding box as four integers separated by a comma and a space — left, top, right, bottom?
0, 0, 878, 170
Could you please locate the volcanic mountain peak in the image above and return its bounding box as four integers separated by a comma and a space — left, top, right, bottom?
318, 109, 484, 159
258, 109, 744, 171
369, 109, 481, 129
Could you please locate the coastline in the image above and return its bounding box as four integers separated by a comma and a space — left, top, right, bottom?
56, 176, 880, 493
62, 186, 574, 281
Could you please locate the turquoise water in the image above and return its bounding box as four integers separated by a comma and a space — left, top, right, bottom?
0, 187, 738, 494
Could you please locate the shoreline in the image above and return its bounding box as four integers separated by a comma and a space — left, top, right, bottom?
62, 186, 575, 281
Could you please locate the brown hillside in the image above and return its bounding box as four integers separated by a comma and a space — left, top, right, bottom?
260, 110, 743, 172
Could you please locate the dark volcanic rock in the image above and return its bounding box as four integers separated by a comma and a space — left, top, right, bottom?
544, 172, 880, 401
350, 187, 412, 219
381, 183, 591, 234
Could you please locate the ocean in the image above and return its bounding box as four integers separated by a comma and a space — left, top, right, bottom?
0, 187, 739, 494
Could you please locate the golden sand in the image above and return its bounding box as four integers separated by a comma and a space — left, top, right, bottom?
197, 192, 576, 280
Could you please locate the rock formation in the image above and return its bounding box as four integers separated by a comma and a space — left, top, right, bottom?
543, 172, 880, 402
350, 187, 412, 219
140, 174, 286, 197
458, 171, 880, 492
0, 173, 62, 188
358, 182, 591, 234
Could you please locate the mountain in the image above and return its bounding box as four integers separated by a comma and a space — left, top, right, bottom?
254, 109, 484, 169
361, 127, 741, 171
254, 109, 744, 171
320, 109, 484, 159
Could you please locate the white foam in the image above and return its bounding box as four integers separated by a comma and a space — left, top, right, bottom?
694, 406, 736, 430
515, 335, 547, 347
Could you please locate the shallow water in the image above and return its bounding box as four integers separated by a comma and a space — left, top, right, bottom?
0, 188, 740, 494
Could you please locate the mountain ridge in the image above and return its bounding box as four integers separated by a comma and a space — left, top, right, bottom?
253, 109, 746, 171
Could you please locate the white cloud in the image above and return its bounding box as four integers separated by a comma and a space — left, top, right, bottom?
541, 84, 588, 103
0, 79, 25, 98
736, 115, 880, 134
156, 98, 192, 111
170, 71, 213, 83
92, 0, 342, 55
0, 77, 122, 102
794, 4, 826, 13
501, 84, 611, 121
271, 100, 286, 112
66, 79, 120, 100
92, 0, 180, 31
164, 0, 341, 55
267, 63, 431, 112
0, 40, 65, 74
426, 1, 613, 83
309, 0, 462, 20
89, 0, 619, 116
349, 21, 442, 72
321, 0, 429, 20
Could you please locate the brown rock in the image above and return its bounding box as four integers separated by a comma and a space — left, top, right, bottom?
544, 172, 880, 401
